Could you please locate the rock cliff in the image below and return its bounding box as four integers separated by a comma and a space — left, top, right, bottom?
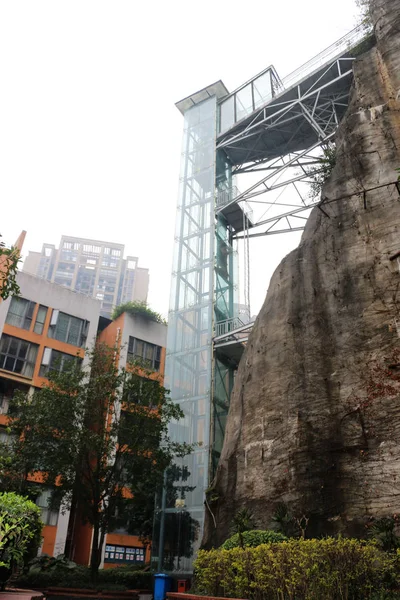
204, 0, 400, 547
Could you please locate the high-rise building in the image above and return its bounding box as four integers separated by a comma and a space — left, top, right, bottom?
23, 236, 149, 318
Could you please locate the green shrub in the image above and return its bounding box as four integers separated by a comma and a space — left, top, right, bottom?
195, 538, 396, 600
15, 563, 151, 591
98, 567, 152, 589
112, 301, 166, 324
221, 530, 287, 550
0, 492, 43, 589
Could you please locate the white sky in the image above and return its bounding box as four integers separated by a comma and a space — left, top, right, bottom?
1, 0, 362, 318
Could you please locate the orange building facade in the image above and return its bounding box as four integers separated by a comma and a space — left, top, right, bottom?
0, 270, 101, 557
0, 269, 167, 567
95, 311, 166, 569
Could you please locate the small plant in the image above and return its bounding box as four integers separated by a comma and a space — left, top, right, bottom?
230, 508, 256, 548
112, 301, 166, 324
356, 0, 372, 30
368, 517, 400, 553
306, 143, 337, 199
271, 502, 300, 538
0, 235, 20, 300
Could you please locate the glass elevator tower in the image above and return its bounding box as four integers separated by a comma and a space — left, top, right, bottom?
152, 82, 253, 574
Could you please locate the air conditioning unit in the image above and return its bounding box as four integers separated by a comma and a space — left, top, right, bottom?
50, 310, 59, 326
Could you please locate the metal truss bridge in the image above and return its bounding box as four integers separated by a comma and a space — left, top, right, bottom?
212, 24, 367, 355
216, 24, 366, 240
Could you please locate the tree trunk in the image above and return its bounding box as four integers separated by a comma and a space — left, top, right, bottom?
90, 520, 101, 584
90, 515, 107, 584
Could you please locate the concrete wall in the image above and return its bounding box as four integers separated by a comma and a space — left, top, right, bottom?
132, 267, 149, 303
22, 251, 41, 277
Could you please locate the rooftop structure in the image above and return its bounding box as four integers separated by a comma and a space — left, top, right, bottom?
23, 235, 149, 319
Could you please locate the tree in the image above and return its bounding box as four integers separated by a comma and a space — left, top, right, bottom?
305, 143, 337, 199
6, 343, 186, 582
230, 508, 256, 548
0, 492, 42, 589
0, 235, 20, 300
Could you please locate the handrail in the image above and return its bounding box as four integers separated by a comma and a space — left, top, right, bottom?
280, 25, 366, 92
218, 25, 367, 135
214, 317, 245, 338
216, 186, 254, 221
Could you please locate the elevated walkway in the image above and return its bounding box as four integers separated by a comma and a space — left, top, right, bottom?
215, 25, 369, 238
213, 318, 255, 366
217, 26, 365, 166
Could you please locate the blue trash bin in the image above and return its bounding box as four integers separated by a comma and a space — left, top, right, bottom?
154, 573, 172, 600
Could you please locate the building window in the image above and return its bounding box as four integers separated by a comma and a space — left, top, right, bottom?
48, 311, 88, 347
127, 337, 161, 371
104, 544, 145, 564
35, 488, 59, 526
6, 297, 35, 330
39, 348, 82, 377
0, 335, 38, 378
83, 244, 101, 254
0, 427, 15, 447
34, 305, 48, 334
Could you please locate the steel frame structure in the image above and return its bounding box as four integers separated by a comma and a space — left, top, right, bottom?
156, 24, 369, 575
215, 25, 365, 239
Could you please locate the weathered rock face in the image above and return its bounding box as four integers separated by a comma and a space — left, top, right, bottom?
204, 0, 400, 547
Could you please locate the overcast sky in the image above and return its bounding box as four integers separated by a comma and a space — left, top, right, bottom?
1, 0, 362, 318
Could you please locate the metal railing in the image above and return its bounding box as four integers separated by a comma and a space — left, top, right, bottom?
216, 186, 254, 221
218, 25, 367, 135
214, 317, 245, 338
280, 25, 366, 92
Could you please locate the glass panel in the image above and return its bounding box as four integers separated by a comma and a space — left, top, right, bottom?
67, 317, 81, 346
219, 96, 235, 133
34, 306, 47, 334
18, 342, 28, 359
9, 338, 18, 355
154, 97, 217, 573
253, 71, 272, 109
235, 83, 253, 121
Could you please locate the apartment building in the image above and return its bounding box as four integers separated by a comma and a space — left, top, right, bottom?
23, 236, 149, 319
0, 271, 101, 556
1, 236, 167, 567
71, 309, 167, 569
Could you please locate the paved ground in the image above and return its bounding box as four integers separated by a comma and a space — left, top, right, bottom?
0, 591, 43, 600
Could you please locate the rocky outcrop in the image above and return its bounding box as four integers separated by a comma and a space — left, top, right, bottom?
204, 0, 400, 547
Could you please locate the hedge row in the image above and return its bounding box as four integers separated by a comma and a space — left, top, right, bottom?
15, 567, 152, 591
194, 538, 398, 600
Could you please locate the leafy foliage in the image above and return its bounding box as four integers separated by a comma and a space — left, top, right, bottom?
356, 0, 372, 29
271, 502, 301, 538
306, 143, 337, 199
230, 508, 256, 548
195, 538, 397, 600
221, 530, 287, 550
15, 557, 151, 591
6, 343, 185, 581
112, 301, 166, 324
0, 235, 20, 300
0, 492, 42, 588
368, 517, 400, 553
